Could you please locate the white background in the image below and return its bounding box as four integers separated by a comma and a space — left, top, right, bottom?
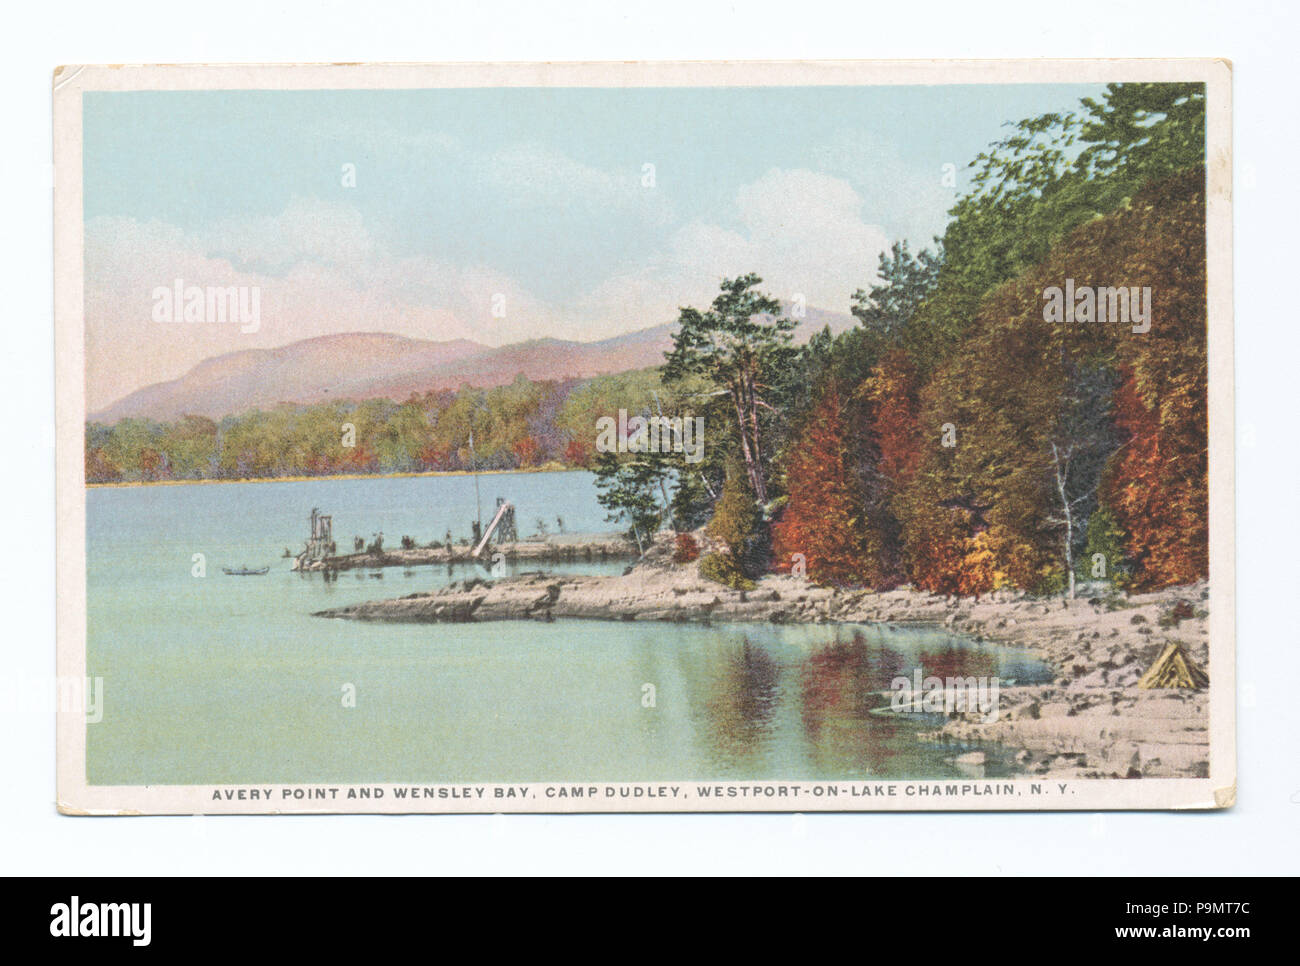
2, 0, 1296, 876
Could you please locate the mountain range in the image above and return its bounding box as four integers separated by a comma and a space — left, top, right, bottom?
92, 306, 856, 424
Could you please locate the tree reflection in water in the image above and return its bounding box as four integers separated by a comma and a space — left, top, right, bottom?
700, 640, 781, 769
798, 631, 906, 774
682, 624, 1053, 779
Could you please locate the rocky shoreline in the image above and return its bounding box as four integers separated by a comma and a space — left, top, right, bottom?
313, 540, 1211, 782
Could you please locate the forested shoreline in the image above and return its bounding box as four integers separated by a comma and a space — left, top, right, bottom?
88, 82, 1209, 596
84, 366, 674, 484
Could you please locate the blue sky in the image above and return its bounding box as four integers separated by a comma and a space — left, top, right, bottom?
83, 82, 1105, 407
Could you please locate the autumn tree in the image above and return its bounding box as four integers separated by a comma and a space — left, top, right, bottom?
563, 437, 592, 467
513, 435, 541, 467
874, 82, 1208, 597
905, 82, 1206, 371
771, 383, 873, 587
1096, 176, 1207, 589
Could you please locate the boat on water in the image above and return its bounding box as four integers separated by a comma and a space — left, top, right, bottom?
222, 566, 270, 576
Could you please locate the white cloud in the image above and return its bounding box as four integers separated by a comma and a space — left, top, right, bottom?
580, 168, 890, 323
810, 129, 957, 245
480, 142, 673, 226
484, 144, 620, 207
84, 209, 473, 411
205, 196, 376, 271
86, 166, 889, 409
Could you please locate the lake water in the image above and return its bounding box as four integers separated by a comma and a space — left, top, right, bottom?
85, 471, 1052, 785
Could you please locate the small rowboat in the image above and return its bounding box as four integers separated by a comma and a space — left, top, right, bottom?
222, 566, 270, 576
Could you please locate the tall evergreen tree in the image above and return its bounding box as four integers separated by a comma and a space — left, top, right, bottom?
663, 274, 796, 505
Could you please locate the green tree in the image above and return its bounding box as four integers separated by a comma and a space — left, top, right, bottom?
700, 458, 764, 590
593, 451, 668, 554
1044, 363, 1121, 598
905, 82, 1205, 371
851, 240, 943, 337
663, 274, 795, 505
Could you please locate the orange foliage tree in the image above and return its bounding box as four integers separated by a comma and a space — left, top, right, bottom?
563, 437, 592, 468
513, 436, 541, 467
859, 349, 924, 586
771, 383, 874, 586
1101, 171, 1208, 589
1100, 172, 1207, 589
892, 168, 1207, 595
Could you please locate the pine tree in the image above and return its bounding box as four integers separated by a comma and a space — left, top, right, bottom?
663, 274, 796, 505
701, 458, 764, 589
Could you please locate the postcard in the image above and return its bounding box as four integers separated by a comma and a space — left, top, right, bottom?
53, 59, 1233, 813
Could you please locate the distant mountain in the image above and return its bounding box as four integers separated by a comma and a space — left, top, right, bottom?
92, 305, 858, 423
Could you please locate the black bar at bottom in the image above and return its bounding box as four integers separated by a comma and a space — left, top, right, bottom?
16, 876, 1278, 951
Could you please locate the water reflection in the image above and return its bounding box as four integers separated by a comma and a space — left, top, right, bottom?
699, 641, 781, 770
98, 474, 1068, 784
685, 625, 1051, 780
914, 644, 997, 682
798, 633, 909, 775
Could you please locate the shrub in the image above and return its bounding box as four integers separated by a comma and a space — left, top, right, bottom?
699, 551, 755, 591
1158, 599, 1196, 628
673, 533, 700, 563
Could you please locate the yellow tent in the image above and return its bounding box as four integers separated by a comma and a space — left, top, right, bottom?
1137, 642, 1209, 690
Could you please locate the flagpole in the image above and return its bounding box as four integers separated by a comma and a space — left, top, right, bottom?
470, 424, 481, 532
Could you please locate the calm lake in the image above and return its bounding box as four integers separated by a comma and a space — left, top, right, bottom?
86, 470, 1052, 785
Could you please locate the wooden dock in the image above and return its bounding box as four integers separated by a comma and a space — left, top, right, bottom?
292, 536, 636, 573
